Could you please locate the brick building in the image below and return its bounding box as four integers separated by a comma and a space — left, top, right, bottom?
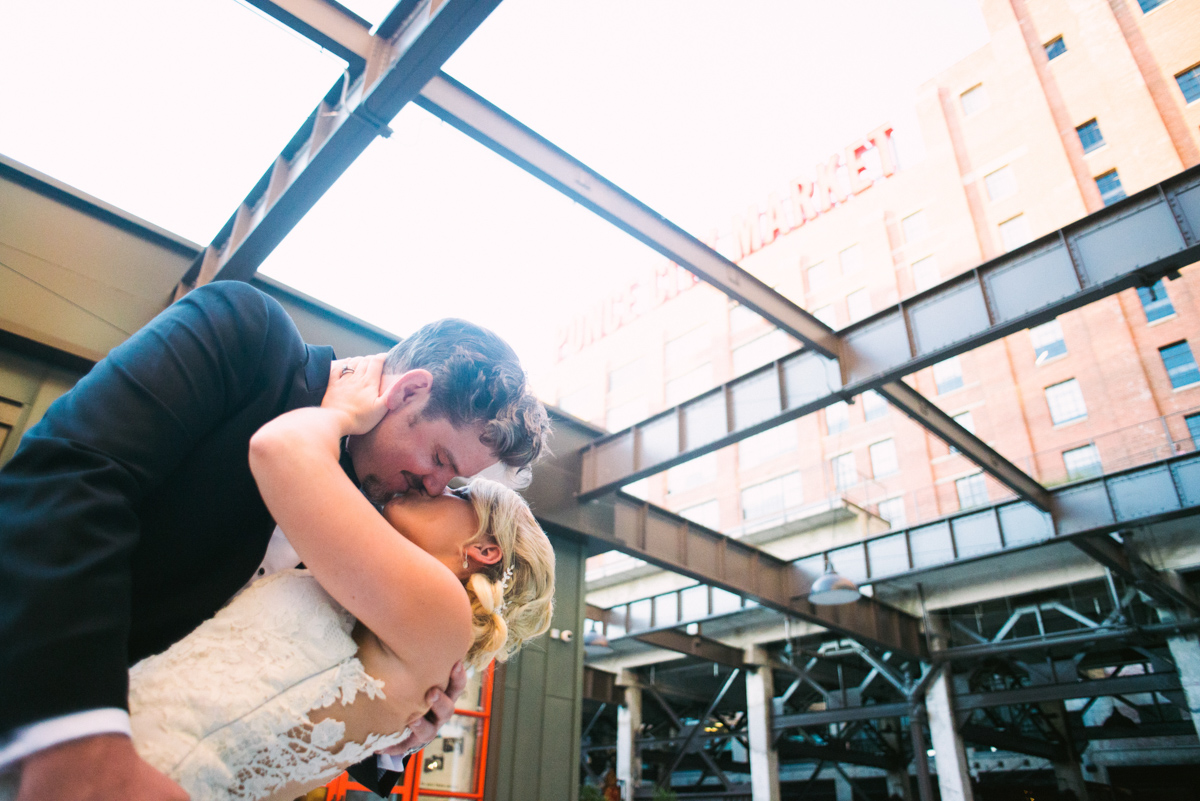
548, 0, 1200, 555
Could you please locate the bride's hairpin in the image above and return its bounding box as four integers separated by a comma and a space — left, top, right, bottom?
494, 565, 515, 613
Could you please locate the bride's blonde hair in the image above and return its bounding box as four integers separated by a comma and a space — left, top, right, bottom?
455, 478, 555, 669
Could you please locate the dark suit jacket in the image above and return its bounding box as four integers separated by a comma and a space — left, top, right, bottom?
0, 282, 397, 791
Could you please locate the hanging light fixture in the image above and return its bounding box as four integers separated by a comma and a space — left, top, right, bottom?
808, 559, 861, 605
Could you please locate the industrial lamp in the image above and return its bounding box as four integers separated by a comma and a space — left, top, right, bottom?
808, 560, 861, 605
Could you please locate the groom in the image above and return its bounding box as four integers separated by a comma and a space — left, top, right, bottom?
0, 280, 550, 800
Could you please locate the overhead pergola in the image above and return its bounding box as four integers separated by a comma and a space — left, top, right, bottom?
179, 0, 1200, 657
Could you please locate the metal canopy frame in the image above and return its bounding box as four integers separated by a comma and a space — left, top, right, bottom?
177, 0, 1200, 655
174, 0, 501, 295
576, 169, 1200, 504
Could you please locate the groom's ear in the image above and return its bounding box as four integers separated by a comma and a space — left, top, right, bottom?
468, 541, 503, 566
384, 369, 433, 411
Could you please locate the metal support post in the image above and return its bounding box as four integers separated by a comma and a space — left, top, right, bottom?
908, 704, 936, 801
1041, 700, 1090, 800
745, 648, 781, 801
616, 674, 642, 801
880, 718, 914, 800
924, 668, 975, 801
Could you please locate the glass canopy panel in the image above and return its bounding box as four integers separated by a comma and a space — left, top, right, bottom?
442, 0, 990, 266
0, 0, 347, 244
259, 103, 670, 399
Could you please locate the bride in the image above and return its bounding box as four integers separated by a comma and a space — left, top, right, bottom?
3, 355, 555, 801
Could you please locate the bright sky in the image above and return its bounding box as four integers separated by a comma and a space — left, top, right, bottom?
0, 0, 988, 393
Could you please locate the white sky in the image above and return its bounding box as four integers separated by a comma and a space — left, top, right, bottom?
0, 0, 988, 394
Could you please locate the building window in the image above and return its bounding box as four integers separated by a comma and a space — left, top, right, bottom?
826, 400, 851, 434
863, 390, 889, 421
1044, 36, 1067, 60
847, 288, 872, 322
556, 386, 597, 421
911, 255, 939, 291
665, 363, 714, 405
1030, 319, 1067, 363
1076, 119, 1104, 154
984, 166, 1018, 201
667, 452, 719, 495
1138, 0, 1166, 12
1186, 413, 1200, 448
732, 328, 798, 375
729, 303, 763, 334
608, 357, 645, 396
1138, 280, 1175, 323
933, 357, 964, 394
902, 210, 930, 243
606, 397, 649, 431
1160, 341, 1200, 389
1045, 378, 1087, 424
956, 473, 989, 509
812, 304, 837, 328
1178, 64, 1200, 103
1063, 444, 1102, 481
961, 84, 989, 116
1096, 170, 1126, 206
740, 472, 802, 521
739, 422, 798, 470
832, 452, 858, 490
839, 244, 864, 275
680, 500, 720, 530
999, 214, 1033, 251
948, 411, 976, 454
807, 261, 831, 291
665, 325, 711, 373
877, 497, 907, 528
870, 439, 899, 477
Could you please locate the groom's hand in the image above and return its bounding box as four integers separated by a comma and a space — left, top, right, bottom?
380, 661, 469, 761
16, 734, 189, 801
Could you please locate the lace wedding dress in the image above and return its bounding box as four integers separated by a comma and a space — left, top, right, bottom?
0, 570, 410, 801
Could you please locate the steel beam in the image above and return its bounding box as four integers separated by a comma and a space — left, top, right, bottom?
953, 671, 1181, 711
774, 702, 913, 729
786, 451, 1200, 592
242, 0, 373, 67
957, 724, 1065, 761
1070, 533, 1200, 614
633, 630, 746, 669
567, 167, 1200, 498
876, 380, 1051, 508
411, 72, 1050, 506
174, 0, 500, 296
414, 73, 840, 359
527, 414, 925, 659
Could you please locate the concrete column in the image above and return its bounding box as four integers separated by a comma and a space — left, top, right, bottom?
616, 674, 642, 801
745, 654, 781, 801
1164, 632, 1200, 735
924, 668, 975, 801
833, 772, 854, 801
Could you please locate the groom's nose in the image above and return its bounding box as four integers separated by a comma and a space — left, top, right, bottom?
419, 470, 453, 497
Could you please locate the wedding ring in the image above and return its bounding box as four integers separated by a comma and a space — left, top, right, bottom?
340, 366, 355, 376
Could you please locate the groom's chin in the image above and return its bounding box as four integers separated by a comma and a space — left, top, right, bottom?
360, 475, 392, 507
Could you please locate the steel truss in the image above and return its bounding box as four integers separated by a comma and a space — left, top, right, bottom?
174, 0, 501, 296
588, 579, 1199, 799
576, 168, 1200, 503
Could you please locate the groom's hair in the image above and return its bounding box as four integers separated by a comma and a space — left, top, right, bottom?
383, 319, 550, 470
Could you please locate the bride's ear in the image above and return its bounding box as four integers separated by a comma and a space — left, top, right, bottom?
467, 541, 503, 566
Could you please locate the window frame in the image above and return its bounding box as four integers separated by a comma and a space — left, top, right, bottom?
1076, 119, 1105, 154
1044, 36, 1066, 60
